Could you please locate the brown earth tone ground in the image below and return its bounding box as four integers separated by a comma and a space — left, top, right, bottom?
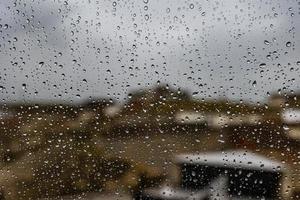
41, 193, 131, 200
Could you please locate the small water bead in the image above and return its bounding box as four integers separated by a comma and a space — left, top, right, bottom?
259, 63, 266, 67
39, 62, 45, 67
264, 40, 270, 45
22, 83, 27, 90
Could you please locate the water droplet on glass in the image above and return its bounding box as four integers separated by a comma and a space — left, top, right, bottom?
39, 62, 44, 67
22, 83, 27, 90
264, 40, 270, 45
283, 125, 289, 131
192, 92, 199, 97
259, 63, 266, 67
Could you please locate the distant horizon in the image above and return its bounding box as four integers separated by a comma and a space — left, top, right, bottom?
0, 83, 294, 105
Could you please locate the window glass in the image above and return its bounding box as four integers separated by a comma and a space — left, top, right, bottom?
0, 0, 299, 199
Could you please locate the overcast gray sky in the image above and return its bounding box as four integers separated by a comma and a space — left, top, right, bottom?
0, 0, 299, 104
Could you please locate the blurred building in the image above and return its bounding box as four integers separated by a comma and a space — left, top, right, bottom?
269, 93, 300, 140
